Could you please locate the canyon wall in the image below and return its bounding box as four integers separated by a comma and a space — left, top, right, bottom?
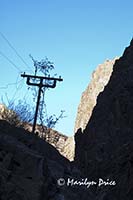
74, 40, 133, 199
74, 58, 118, 133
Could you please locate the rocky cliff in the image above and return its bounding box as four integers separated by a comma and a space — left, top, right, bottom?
74, 57, 118, 133
0, 119, 68, 199
1, 119, 109, 200
0, 120, 86, 200
74, 40, 133, 199
70, 58, 118, 161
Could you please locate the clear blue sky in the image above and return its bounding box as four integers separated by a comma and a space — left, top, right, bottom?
0, 0, 133, 136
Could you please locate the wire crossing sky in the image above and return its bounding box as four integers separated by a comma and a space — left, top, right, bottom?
0, 32, 33, 73
0, 0, 133, 135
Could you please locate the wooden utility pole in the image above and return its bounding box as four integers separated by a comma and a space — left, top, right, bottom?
21, 73, 63, 134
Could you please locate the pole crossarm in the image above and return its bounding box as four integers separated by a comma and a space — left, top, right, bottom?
21, 72, 63, 134
21, 73, 63, 88
21, 73, 63, 81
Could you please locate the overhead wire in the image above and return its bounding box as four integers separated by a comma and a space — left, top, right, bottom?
0, 75, 25, 104
0, 32, 36, 108
0, 80, 23, 90
0, 72, 24, 96
0, 32, 34, 73
0, 32, 35, 110
0, 50, 22, 72
11, 79, 25, 102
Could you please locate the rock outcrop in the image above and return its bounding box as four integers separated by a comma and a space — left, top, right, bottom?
74, 40, 133, 199
63, 136, 75, 161
70, 58, 118, 161
0, 120, 69, 199
24, 123, 68, 157
0, 104, 71, 160
74, 58, 118, 133
0, 119, 104, 200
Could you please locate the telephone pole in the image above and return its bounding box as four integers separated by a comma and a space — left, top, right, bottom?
21, 73, 63, 134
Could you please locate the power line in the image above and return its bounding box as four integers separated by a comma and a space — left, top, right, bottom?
0, 77, 24, 104
0, 73, 28, 106
0, 32, 34, 73
0, 80, 23, 90
11, 79, 25, 102
0, 71, 24, 90
0, 50, 22, 72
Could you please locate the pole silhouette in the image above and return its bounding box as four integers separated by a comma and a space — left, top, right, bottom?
21, 73, 63, 133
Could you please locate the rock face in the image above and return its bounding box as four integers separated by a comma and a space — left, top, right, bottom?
24, 123, 68, 157
74, 58, 118, 133
71, 58, 118, 161
74, 40, 133, 199
0, 119, 101, 200
64, 58, 118, 162
0, 105, 71, 160
0, 120, 69, 200
63, 136, 75, 161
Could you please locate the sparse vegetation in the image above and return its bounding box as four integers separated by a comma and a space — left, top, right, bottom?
0, 100, 34, 127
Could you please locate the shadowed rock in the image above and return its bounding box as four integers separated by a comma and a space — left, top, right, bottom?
74, 39, 133, 199
0, 120, 93, 200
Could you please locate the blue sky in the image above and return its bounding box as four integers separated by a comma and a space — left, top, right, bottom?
0, 0, 133, 136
